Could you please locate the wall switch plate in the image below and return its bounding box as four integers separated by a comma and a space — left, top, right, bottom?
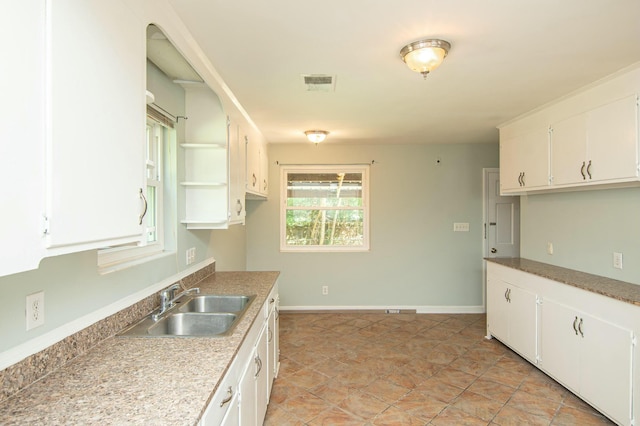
322, 285, 328, 295
26, 291, 45, 330
613, 252, 623, 269
547, 242, 554, 255
186, 247, 196, 265
453, 223, 470, 232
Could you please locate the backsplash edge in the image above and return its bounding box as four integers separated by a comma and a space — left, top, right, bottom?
0, 262, 215, 403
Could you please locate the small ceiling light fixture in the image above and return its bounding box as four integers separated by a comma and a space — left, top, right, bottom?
305, 130, 329, 144
400, 39, 451, 79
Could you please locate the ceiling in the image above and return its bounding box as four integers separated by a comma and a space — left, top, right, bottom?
167, 0, 640, 145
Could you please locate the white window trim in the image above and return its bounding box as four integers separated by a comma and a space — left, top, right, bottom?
280, 164, 370, 252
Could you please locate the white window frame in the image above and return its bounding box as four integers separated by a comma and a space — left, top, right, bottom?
280, 164, 370, 252
97, 118, 170, 272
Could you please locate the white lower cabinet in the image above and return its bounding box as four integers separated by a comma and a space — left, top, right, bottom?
486, 262, 638, 426
199, 286, 279, 426
486, 276, 537, 362
540, 298, 634, 425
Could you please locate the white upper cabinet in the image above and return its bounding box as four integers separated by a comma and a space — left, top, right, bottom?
551, 95, 639, 186
0, 2, 46, 276
246, 129, 269, 198
499, 126, 550, 194
44, 0, 146, 251
499, 65, 640, 194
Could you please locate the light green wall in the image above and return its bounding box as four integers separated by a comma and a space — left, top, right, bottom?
520, 187, 640, 284
0, 61, 246, 354
246, 142, 499, 309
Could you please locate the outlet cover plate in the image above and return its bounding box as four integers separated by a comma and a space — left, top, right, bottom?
26, 291, 45, 330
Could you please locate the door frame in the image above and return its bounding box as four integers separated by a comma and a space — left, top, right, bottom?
482, 168, 499, 311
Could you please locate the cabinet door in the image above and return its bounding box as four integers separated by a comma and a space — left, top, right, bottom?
551, 114, 588, 186
246, 132, 261, 195
586, 95, 639, 183
486, 277, 509, 342
539, 299, 581, 392
507, 285, 537, 362
267, 299, 279, 396
0, 1, 46, 276
45, 0, 145, 250
579, 312, 633, 425
228, 120, 246, 225
238, 358, 256, 426
255, 325, 269, 422
499, 126, 549, 193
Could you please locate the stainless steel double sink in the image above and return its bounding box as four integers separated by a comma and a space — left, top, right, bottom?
118, 294, 256, 337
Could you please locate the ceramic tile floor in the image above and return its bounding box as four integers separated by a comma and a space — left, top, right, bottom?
264, 312, 614, 425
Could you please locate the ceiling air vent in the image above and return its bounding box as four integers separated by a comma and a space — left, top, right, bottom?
301, 74, 336, 92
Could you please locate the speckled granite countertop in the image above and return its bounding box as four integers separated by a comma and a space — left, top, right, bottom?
486, 257, 640, 307
0, 271, 279, 425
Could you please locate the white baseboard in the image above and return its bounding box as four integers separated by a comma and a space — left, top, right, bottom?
280, 305, 486, 314
0, 257, 215, 371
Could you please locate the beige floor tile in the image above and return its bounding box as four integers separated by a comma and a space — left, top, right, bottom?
492, 405, 551, 426
450, 390, 505, 421
466, 377, 517, 404
551, 405, 614, 425
268, 313, 613, 426
506, 389, 561, 421
430, 406, 489, 425
337, 389, 390, 420
372, 405, 429, 425
393, 389, 448, 422
308, 406, 367, 425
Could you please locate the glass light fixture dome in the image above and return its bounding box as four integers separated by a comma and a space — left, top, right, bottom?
400, 39, 451, 79
304, 130, 329, 143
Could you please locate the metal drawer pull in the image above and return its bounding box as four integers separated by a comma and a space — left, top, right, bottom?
255, 355, 263, 378
138, 188, 148, 225
580, 161, 586, 180
572, 316, 579, 335
220, 386, 233, 407
268, 326, 273, 342
586, 160, 592, 180
578, 318, 584, 337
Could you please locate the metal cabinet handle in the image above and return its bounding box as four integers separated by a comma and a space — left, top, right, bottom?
268, 326, 273, 343
254, 354, 263, 378
236, 199, 243, 216
586, 160, 592, 180
517, 172, 523, 186
504, 288, 509, 301
138, 188, 148, 225
263, 179, 268, 191
580, 161, 586, 180
521, 172, 525, 187
252, 173, 257, 187
219, 386, 233, 407
275, 307, 279, 320
507, 288, 512, 303
578, 318, 584, 337
572, 316, 579, 335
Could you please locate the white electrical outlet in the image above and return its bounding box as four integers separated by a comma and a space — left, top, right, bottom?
613, 252, 623, 269
547, 242, 554, 255
322, 285, 329, 295
26, 291, 45, 330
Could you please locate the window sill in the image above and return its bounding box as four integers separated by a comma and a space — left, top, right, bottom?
98, 250, 175, 275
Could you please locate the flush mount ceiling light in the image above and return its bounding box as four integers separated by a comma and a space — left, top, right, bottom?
305, 130, 329, 143
400, 39, 451, 79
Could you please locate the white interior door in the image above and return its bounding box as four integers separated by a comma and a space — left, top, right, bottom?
484, 169, 520, 258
